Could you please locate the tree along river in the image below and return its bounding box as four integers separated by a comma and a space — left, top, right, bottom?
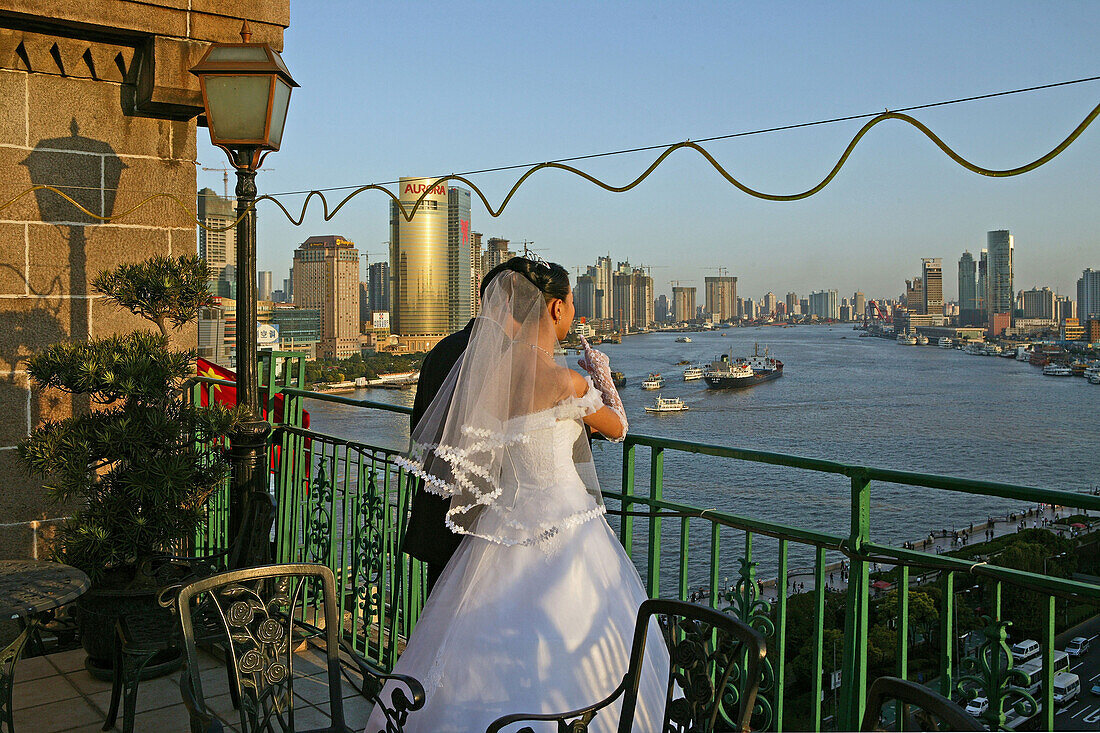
305, 325, 1100, 588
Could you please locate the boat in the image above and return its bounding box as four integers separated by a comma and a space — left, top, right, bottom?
682, 365, 704, 381
675, 336, 693, 343
641, 373, 664, 390
981, 345, 1002, 356
938, 337, 953, 349
703, 344, 783, 389
1069, 360, 1088, 377
1090, 372, 1100, 385
612, 371, 626, 388
1082, 364, 1100, 382
915, 334, 929, 346
964, 342, 985, 355
1016, 347, 1032, 362
1042, 364, 1072, 377
644, 395, 689, 413
896, 333, 917, 346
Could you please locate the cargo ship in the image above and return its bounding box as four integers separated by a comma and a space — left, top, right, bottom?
703, 344, 783, 389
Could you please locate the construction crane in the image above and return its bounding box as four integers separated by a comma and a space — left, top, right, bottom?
201, 164, 273, 198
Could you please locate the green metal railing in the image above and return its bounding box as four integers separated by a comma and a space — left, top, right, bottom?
187, 357, 1100, 731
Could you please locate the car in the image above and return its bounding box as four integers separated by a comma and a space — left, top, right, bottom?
1011, 639, 1040, 664
1065, 636, 1090, 657
966, 697, 989, 716
1092, 681, 1100, 696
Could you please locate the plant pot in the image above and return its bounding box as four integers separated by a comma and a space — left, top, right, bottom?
76, 567, 182, 681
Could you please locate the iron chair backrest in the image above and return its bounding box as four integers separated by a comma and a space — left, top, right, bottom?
486, 598, 767, 733
176, 563, 345, 732
633, 598, 767, 733
860, 676, 984, 731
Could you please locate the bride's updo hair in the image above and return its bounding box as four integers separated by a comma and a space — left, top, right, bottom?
480, 256, 570, 304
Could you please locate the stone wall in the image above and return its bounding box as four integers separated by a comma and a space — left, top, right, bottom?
0, 1, 288, 558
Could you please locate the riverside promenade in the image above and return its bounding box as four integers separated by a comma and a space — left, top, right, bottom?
685, 502, 1095, 604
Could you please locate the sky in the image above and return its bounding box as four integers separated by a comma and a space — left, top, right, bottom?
197, 1, 1100, 302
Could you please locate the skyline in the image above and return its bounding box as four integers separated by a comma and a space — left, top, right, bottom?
197, 1, 1100, 299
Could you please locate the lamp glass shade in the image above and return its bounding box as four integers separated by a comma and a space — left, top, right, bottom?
204, 75, 272, 143
267, 78, 292, 149
205, 45, 271, 63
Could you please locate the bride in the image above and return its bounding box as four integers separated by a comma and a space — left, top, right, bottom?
367, 261, 669, 732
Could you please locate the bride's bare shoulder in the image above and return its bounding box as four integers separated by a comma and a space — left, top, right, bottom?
567, 368, 589, 398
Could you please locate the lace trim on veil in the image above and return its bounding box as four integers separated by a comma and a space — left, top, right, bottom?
394, 384, 607, 550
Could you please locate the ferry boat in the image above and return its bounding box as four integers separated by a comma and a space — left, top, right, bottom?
896, 333, 917, 346
1082, 364, 1100, 382
1042, 363, 1072, 377
915, 334, 929, 346
682, 365, 704, 381
938, 337, 953, 349
675, 336, 693, 343
703, 344, 783, 390
1069, 360, 1088, 377
644, 395, 689, 413
612, 371, 626, 388
641, 373, 664, 390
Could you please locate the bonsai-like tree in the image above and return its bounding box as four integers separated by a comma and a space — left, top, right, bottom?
19, 255, 235, 582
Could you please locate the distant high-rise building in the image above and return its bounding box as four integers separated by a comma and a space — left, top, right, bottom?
470, 231, 483, 314
1055, 296, 1074, 323
987, 230, 1014, 321
293, 235, 360, 360
631, 269, 654, 329
367, 261, 390, 313
672, 286, 696, 323
594, 256, 613, 320
390, 177, 450, 343
1078, 268, 1100, 322
285, 268, 293, 301
853, 292, 866, 320
704, 276, 737, 320
575, 274, 596, 321
977, 249, 988, 314
481, 237, 514, 274
921, 258, 943, 316
741, 298, 756, 319
654, 294, 669, 323
359, 281, 371, 327
958, 251, 979, 325
447, 186, 474, 331
1021, 287, 1056, 320
197, 187, 236, 288
785, 292, 799, 316
809, 290, 839, 319
257, 270, 272, 301
612, 271, 634, 330
905, 278, 923, 313
763, 292, 777, 315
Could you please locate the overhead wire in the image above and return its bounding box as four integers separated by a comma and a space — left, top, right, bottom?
0, 75, 1097, 233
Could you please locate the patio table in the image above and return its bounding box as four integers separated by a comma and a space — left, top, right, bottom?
0, 559, 90, 732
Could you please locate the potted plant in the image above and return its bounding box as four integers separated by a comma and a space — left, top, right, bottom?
19, 254, 235, 675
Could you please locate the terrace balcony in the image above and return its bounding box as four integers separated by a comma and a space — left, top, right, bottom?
7, 352, 1100, 732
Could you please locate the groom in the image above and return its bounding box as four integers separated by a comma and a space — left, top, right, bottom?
402, 257, 532, 592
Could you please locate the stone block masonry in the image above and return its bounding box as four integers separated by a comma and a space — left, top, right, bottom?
0, 1, 288, 559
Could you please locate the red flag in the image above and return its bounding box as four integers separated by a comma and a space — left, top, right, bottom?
196, 357, 310, 428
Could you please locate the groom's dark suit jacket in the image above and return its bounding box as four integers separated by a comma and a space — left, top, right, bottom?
401, 319, 473, 569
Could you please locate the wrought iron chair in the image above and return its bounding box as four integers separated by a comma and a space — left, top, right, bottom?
859, 676, 984, 731
486, 598, 767, 733
176, 563, 424, 733
103, 492, 277, 732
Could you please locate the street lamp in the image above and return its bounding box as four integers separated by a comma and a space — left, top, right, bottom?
191, 22, 298, 549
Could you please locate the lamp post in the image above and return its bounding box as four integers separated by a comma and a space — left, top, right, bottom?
191, 22, 298, 550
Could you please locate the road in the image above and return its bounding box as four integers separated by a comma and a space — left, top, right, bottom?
1054, 616, 1100, 731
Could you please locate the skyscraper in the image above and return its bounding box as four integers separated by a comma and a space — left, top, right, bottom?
612, 270, 634, 330
575, 274, 596, 321
921, 258, 943, 316
987, 230, 1014, 320
197, 187, 236, 287
654, 294, 669, 323
853, 292, 866, 320
905, 278, 923, 313
672, 286, 696, 323
977, 249, 988, 315
785, 292, 799, 316
1078, 268, 1100, 322
1021, 287, 1056, 320
293, 235, 361, 360
594, 256, 612, 320
763, 292, 778, 315
481, 237, 514, 273
447, 186, 474, 331
367, 261, 390, 313
704, 276, 737, 321
470, 231, 483, 314
808, 290, 839, 319
257, 270, 272, 301
958, 251, 977, 325
631, 268, 654, 330
390, 177, 450, 345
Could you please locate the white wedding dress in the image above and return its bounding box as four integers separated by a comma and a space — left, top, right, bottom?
367, 386, 670, 732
